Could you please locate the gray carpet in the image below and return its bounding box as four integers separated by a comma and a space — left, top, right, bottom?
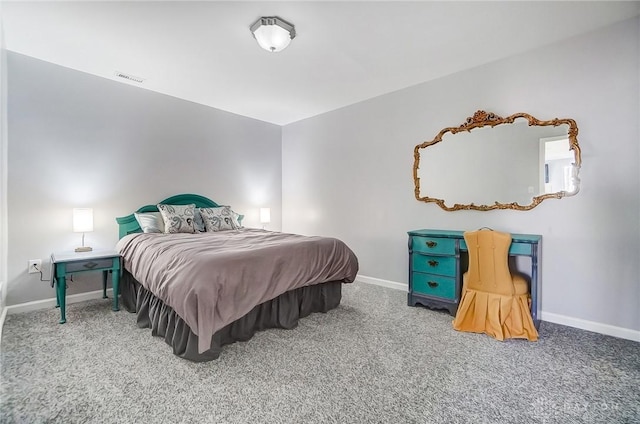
1, 282, 639, 424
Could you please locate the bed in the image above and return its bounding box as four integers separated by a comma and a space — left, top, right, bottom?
115, 194, 359, 361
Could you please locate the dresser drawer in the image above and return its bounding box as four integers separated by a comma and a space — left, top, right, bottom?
64, 258, 114, 273
412, 272, 456, 300
411, 236, 455, 255
411, 254, 456, 277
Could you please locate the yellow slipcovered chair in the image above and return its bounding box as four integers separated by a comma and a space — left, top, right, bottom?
452, 228, 538, 341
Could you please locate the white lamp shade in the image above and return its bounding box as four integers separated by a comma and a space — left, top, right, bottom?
73, 208, 94, 233
260, 208, 271, 224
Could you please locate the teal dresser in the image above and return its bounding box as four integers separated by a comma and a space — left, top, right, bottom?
408, 229, 542, 327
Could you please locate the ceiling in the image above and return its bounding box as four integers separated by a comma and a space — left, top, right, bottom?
3, 1, 639, 125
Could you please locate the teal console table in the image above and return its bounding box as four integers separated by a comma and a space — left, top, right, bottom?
408, 229, 541, 327
51, 250, 121, 323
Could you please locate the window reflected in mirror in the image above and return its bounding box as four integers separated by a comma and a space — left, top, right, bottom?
542, 136, 576, 194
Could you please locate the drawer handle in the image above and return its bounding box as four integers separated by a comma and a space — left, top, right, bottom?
425, 241, 437, 248
83, 261, 98, 269
427, 281, 439, 288
428, 260, 439, 267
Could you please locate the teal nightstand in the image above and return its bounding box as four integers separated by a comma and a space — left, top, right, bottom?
50, 250, 121, 324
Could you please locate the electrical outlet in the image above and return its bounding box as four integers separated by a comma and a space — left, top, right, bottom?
28, 259, 42, 274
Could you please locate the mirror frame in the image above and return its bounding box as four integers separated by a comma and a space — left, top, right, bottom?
413, 110, 582, 211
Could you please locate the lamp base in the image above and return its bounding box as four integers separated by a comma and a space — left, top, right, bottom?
75, 246, 93, 252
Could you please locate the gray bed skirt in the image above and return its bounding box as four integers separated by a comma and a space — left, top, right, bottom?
120, 271, 343, 362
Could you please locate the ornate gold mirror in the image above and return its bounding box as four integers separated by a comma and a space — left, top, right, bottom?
413, 110, 581, 211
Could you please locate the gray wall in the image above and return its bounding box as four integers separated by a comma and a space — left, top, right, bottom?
282, 18, 640, 333
1, 2, 7, 312
7, 52, 282, 305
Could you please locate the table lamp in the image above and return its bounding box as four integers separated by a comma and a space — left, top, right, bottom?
260, 208, 271, 230
73, 208, 93, 252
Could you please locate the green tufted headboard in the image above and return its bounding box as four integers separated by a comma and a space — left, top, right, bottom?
115, 193, 227, 239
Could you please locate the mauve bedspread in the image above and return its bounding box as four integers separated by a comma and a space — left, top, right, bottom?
116, 229, 359, 353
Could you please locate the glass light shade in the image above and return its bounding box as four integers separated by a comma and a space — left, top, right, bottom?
250, 17, 296, 53
73, 208, 94, 233
260, 208, 271, 224
253, 25, 291, 52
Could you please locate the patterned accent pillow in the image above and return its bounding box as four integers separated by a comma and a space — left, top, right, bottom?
200, 206, 237, 232
157, 204, 196, 234
222, 206, 244, 229
134, 212, 165, 233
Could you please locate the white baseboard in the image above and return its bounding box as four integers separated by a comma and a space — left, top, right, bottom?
357, 274, 640, 343
356, 274, 406, 291
5, 288, 114, 315
541, 311, 640, 342
0, 306, 7, 346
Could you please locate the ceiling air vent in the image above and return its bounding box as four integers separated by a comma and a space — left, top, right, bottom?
114, 71, 145, 83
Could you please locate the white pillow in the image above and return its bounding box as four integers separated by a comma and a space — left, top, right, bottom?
134, 212, 165, 233
200, 206, 237, 232
157, 204, 196, 234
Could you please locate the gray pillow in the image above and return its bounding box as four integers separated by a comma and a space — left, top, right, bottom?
194, 208, 206, 232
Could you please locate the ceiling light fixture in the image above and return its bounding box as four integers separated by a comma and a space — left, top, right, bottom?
250, 16, 296, 53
